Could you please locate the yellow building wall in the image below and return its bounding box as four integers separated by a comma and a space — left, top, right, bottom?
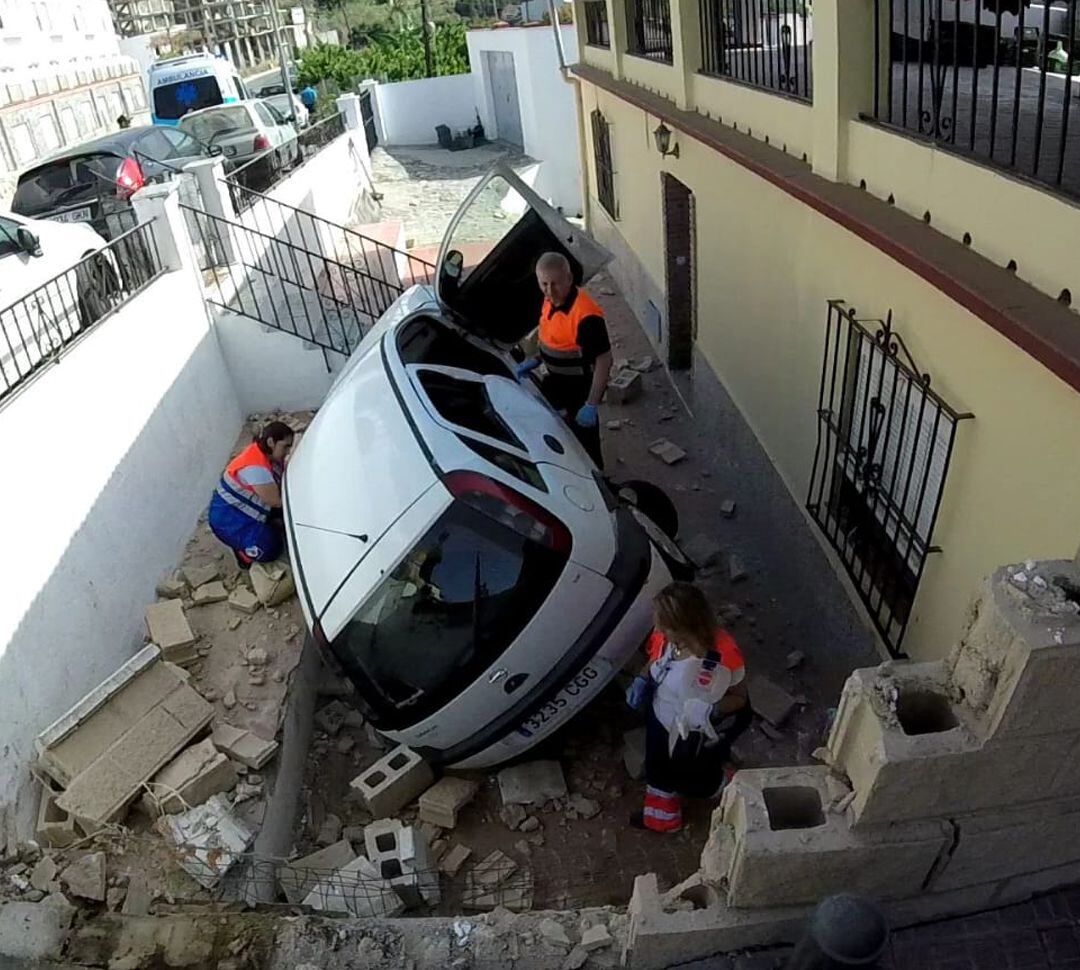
580, 78, 1080, 661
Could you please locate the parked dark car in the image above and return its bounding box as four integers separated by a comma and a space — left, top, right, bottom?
11, 126, 217, 239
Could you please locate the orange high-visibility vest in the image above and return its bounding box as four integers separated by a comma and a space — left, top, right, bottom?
215, 442, 275, 522
539, 288, 606, 377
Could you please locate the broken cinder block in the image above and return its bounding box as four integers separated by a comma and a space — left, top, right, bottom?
191, 581, 228, 606
302, 855, 405, 918
747, 674, 798, 728
250, 560, 296, 607
606, 370, 643, 405
212, 722, 278, 770
498, 760, 567, 805
36, 786, 78, 849
182, 563, 220, 589
419, 776, 479, 828
156, 576, 188, 599
648, 438, 687, 465
227, 587, 260, 614
141, 738, 239, 815
350, 745, 434, 818
145, 600, 198, 665
278, 838, 357, 904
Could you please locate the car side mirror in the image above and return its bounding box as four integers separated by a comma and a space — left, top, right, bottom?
442, 249, 464, 281
16, 228, 41, 257
208, 144, 224, 157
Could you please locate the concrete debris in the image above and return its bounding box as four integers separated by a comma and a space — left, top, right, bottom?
156, 576, 188, 599
785, 650, 806, 670
106, 886, 127, 911
606, 369, 642, 405
364, 818, 440, 908
605, 419, 623, 431
351, 746, 434, 818
500, 804, 528, 830
248, 671, 266, 686
227, 587, 260, 614
159, 794, 253, 888
720, 499, 737, 518
498, 760, 567, 805
145, 599, 198, 665
336, 735, 356, 754
812, 746, 835, 766
211, 722, 278, 769
182, 563, 221, 589
121, 872, 153, 916
279, 839, 357, 904
539, 917, 572, 948
828, 790, 857, 815
250, 560, 296, 607
29, 856, 58, 893
317, 813, 343, 846
729, 554, 749, 583
453, 919, 474, 947
439, 843, 472, 876
622, 727, 647, 780
0, 897, 76, 961
420, 776, 479, 828
519, 816, 541, 833
648, 438, 687, 465
227, 617, 242, 631
315, 700, 351, 736
760, 722, 785, 742
344, 709, 366, 730
682, 535, 724, 570
463, 851, 533, 912
61, 851, 107, 901
563, 947, 589, 969
302, 855, 405, 918
36, 787, 77, 849
581, 923, 614, 951
566, 794, 600, 820
514, 838, 532, 857
627, 355, 659, 372
141, 738, 239, 815
191, 581, 228, 606
223, 689, 237, 709
747, 675, 798, 727
246, 646, 269, 666
469, 849, 516, 889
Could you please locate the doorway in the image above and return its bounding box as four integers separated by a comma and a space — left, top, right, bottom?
661, 173, 695, 370
485, 50, 524, 147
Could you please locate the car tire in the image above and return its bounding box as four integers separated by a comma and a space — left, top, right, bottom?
75, 252, 121, 330
611, 478, 679, 539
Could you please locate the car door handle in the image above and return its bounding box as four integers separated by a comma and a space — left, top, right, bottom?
488, 668, 508, 684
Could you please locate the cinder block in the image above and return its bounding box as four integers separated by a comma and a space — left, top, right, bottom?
191, 581, 228, 606
350, 745, 434, 818
606, 369, 642, 405
211, 722, 278, 770
302, 855, 404, 917
250, 560, 295, 606
704, 765, 950, 908
140, 739, 239, 815
363, 818, 439, 908
36, 786, 78, 848
145, 600, 197, 664
277, 838, 357, 904
418, 776, 478, 828
948, 561, 1080, 742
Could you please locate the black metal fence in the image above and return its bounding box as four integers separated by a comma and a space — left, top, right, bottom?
585, 0, 611, 47
700, 0, 813, 100
871, 0, 1080, 199
0, 220, 164, 405
806, 300, 972, 655
627, 0, 674, 62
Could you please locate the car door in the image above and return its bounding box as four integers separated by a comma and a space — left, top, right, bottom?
434, 163, 612, 350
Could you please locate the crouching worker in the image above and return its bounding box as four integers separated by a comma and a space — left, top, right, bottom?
208, 421, 294, 568
626, 582, 751, 833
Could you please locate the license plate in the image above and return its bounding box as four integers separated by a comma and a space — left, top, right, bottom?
517, 663, 601, 738
51, 207, 92, 224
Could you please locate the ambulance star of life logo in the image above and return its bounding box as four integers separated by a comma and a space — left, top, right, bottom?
176, 82, 199, 107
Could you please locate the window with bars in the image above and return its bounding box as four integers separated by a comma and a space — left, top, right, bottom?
626, 0, 673, 62
584, 0, 610, 47
591, 109, 617, 219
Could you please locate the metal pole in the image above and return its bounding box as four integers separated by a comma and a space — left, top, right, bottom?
339, 0, 354, 46
268, 0, 297, 126
420, 0, 435, 77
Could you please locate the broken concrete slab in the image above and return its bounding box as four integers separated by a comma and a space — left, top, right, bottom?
141, 739, 239, 816
158, 794, 253, 889
36, 786, 78, 848
0, 897, 76, 961
156, 576, 188, 599
419, 776, 479, 828
121, 872, 153, 916
747, 674, 797, 727
500, 803, 527, 830
681, 535, 723, 570
182, 563, 221, 589
566, 794, 600, 820
363, 819, 440, 908
350, 745, 434, 818
278, 839, 357, 904
317, 813, 343, 846
498, 761, 567, 805
145, 600, 198, 665
581, 923, 614, 951
539, 917, 572, 948
29, 856, 58, 893
61, 851, 107, 901
302, 855, 405, 918
227, 586, 260, 614
191, 581, 228, 606
623, 728, 647, 781
606, 370, 643, 405
250, 560, 296, 607
648, 438, 687, 465
211, 722, 278, 770
720, 499, 737, 518
439, 843, 472, 876
785, 650, 806, 670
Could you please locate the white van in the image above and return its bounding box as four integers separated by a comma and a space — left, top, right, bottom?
149, 53, 251, 127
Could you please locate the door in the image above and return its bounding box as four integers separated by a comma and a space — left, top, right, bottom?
360, 90, 378, 152
485, 51, 524, 147
661, 173, 695, 370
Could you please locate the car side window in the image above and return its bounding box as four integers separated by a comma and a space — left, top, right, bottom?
264, 102, 286, 125
134, 128, 176, 163
159, 128, 204, 159
254, 102, 276, 128
0, 216, 22, 258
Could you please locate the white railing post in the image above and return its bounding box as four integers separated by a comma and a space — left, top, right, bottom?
130, 180, 198, 275
184, 157, 238, 264
337, 91, 373, 179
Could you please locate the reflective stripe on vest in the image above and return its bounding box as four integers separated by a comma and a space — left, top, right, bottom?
538, 288, 605, 378
216, 442, 274, 522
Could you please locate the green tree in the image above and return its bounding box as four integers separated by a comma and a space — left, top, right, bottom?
298, 27, 470, 85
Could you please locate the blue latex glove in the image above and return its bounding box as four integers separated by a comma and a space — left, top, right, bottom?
515, 357, 541, 380
626, 676, 650, 710
575, 403, 599, 428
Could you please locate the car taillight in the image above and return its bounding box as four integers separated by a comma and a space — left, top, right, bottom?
444, 470, 572, 554
253, 133, 270, 151
115, 157, 145, 199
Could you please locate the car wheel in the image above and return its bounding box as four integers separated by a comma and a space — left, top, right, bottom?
75, 252, 121, 330
611, 478, 679, 539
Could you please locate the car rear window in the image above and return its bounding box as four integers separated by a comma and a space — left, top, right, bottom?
153, 76, 222, 120
179, 106, 254, 145
327, 499, 566, 728
12, 160, 74, 213
418, 369, 523, 449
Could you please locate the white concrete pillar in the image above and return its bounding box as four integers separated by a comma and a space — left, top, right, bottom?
130, 180, 198, 276
184, 157, 237, 263
337, 93, 373, 179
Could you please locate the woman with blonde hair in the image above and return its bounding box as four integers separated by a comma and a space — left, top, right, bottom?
625, 581, 751, 832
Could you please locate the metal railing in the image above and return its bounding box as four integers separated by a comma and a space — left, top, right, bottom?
700, 0, 813, 101
806, 301, 972, 655
585, 0, 611, 47
226, 111, 349, 214
591, 109, 618, 218
182, 200, 435, 359
0, 220, 164, 405
871, 0, 1080, 200
627, 0, 674, 62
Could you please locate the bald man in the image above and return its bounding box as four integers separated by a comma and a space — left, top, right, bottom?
516, 252, 613, 467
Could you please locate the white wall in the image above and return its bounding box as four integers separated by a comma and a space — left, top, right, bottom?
370, 73, 479, 147
0, 0, 122, 73
466, 25, 582, 215
0, 266, 243, 836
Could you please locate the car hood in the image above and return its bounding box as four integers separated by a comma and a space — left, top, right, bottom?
434, 162, 611, 348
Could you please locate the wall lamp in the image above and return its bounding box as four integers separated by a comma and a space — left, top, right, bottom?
653, 122, 679, 159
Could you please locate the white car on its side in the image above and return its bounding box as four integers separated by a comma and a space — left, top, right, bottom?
284, 164, 693, 770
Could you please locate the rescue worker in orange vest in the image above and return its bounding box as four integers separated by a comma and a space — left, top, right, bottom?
625, 582, 752, 832
515, 251, 613, 467
208, 421, 294, 568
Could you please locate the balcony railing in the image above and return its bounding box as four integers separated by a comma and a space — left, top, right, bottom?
871, 0, 1080, 200
627, 0, 674, 62
700, 0, 813, 101
585, 0, 611, 47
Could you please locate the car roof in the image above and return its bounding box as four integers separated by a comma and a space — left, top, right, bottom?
181, 102, 254, 119
24, 127, 166, 170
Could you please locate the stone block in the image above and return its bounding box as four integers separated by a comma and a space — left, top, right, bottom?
419, 776, 479, 828
350, 745, 434, 818
145, 600, 196, 656
0, 897, 76, 961
606, 369, 642, 405
191, 581, 228, 606
278, 839, 357, 904
211, 722, 278, 770
228, 587, 260, 614
302, 855, 405, 917
623, 727, 647, 781
250, 560, 296, 606
439, 843, 472, 876
182, 563, 220, 589
704, 765, 950, 908
581, 923, 614, 951
498, 760, 567, 805
648, 438, 687, 465
747, 675, 797, 727
141, 739, 239, 815
156, 577, 188, 599
463, 850, 533, 911
61, 851, 107, 901
36, 786, 78, 848
681, 535, 723, 570
947, 561, 1080, 742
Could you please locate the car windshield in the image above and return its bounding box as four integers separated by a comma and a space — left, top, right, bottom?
179, 107, 253, 143
328, 499, 566, 728
153, 75, 222, 121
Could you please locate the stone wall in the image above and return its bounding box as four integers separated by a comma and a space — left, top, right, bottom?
625, 558, 1080, 968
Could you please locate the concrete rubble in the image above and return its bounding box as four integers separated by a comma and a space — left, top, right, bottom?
140, 738, 239, 815
211, 722, 279, 770
60, 851, 106, 902
144, 600, 198, 666
648, 438, 687, 465
158, 793, 253, 888
250, 560, 296, 607
191, 581, 229, 606
418, 776, 478, 828
497, 761, 568, 805
351, 746, 434, 818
